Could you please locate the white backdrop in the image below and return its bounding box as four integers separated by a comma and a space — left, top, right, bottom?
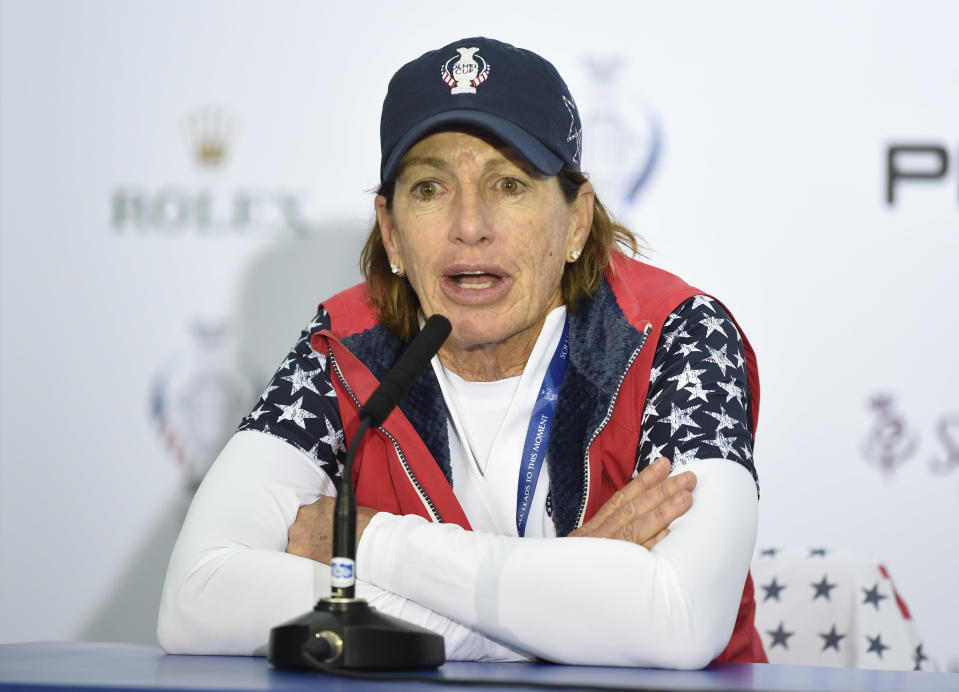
1, 0, 956, 670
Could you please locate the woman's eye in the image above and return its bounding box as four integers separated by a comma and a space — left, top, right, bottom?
499, 177, 523, 195
415, 181, 436, 199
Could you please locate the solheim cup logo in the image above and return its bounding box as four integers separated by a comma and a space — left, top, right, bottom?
579, 56, 661, 207
442, 47, 490, 94
150, 322, 261, 488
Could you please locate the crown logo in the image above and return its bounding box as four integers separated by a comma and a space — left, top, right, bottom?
181, 106, 235, 168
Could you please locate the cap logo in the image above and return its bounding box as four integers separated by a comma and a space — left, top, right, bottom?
441, 47, 490, 95
563, 95, 583, 165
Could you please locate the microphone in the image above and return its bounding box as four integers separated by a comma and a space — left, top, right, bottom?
269, 315, 451, 671
360, 314, 452, 427
332, 314, 451, 600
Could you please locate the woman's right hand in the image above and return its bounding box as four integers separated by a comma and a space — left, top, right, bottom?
569, 457, 695, 550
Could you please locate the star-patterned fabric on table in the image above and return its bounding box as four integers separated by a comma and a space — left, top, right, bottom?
752, 546, 934, 671
238, 295, 757, 495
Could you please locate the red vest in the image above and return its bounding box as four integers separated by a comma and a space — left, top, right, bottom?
312, 254, 766, 664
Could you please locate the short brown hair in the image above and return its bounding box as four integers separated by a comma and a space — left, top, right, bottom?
360, 168, 642, 340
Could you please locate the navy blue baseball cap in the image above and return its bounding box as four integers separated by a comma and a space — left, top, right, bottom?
380, 37, 583, 182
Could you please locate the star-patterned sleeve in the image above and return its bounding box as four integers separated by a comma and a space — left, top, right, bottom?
638, 295, 758, 490
237, 308, 346, 485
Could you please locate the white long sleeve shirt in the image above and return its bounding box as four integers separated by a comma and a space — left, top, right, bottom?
158, 429, 757, 665
158, 303, 759, 667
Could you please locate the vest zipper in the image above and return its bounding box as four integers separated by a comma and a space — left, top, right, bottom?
328, 348, 442, 524
575, 329, 651, 529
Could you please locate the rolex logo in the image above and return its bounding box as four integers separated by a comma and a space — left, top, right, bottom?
112, 105, 312, 235
181, 106, 234, 168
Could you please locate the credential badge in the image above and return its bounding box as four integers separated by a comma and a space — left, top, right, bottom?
441, 47, 490, 95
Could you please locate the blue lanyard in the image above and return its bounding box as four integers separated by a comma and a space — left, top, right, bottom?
515, 317, 570, 537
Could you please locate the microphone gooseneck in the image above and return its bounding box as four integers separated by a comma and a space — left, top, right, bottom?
270, 315, 450, 671
330, 314, 452, 600
329, 420, 366, 600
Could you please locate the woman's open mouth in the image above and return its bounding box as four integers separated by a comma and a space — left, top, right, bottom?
441, 266, 511, 304
449, 271, 500, 289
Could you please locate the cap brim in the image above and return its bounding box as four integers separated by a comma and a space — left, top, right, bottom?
381, 110, 564, 181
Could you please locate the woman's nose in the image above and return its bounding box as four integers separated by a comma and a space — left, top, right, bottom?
449, 188, 491, 245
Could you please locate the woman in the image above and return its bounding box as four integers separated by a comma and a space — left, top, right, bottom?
158, 36, 764, 668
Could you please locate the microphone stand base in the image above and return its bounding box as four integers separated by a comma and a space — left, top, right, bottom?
268, 597, 445, 671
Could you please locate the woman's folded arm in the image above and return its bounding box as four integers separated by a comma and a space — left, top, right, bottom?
156, 430, 525, 661
357, 458, 758, 668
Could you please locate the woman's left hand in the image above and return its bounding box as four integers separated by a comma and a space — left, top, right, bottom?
569, 457, 694, 550
285, 496, 378, 564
